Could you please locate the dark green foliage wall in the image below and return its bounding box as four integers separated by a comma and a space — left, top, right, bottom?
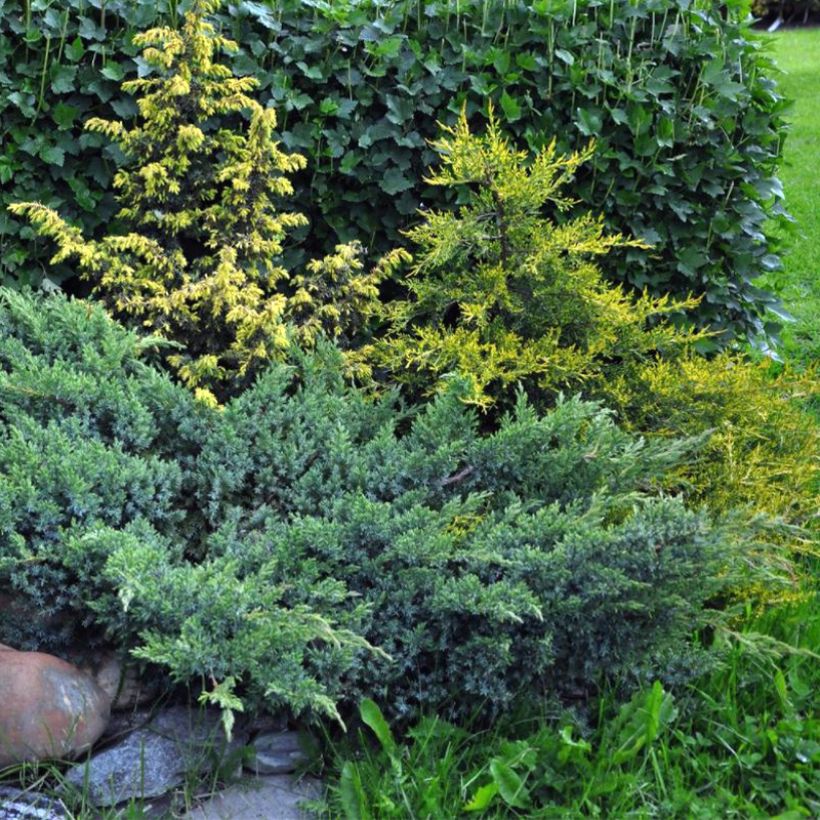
0, 291, 765, 720
1, 0, 789, 342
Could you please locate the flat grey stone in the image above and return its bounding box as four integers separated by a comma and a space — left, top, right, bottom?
63, 706, 246, 807
186, 776, 321, 820
245, 732, 306, 775
0, 787, 66, 819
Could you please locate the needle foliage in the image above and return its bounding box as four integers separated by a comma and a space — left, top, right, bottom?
9, 0, 389, 404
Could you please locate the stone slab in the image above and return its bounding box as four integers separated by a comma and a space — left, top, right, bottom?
63, 706, 245, 807
0, 787, 67, 820
245, 732, 306, 776
185, 776, 321, 820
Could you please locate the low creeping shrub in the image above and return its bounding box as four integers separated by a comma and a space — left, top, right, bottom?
0, 290, 774, 722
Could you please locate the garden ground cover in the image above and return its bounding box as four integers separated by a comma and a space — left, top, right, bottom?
765, 27, 820, 362
0, 5, 818, 818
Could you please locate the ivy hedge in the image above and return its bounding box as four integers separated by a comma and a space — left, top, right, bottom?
1, 0, 790, 342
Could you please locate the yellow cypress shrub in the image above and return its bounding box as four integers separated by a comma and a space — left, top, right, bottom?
362, 107, 705, 410
9, 0, 386, 403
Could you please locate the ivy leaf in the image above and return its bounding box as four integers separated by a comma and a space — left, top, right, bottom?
469, 73, 496, 96
365, 35, 403, 60
576, 106, 602, 137
65, 36, 85, 62
515, 52, 538, 71
676, 245, 709, 276
339, 151, 362, 175
296, 60, 323, 80
39, 144, 65, 167
50, 64, 78, 94
0, 156, 15, 184
379, 167, 413, 195
7, 91, 36, 117
500, 91, 521, 123
111, 97, 139, 119
68, 176, 97, 212
610, 107, 629, 126
335, 98, 357, 119
657, 117, 675, 148
241, 1, 279, 30
286, 91, 313, 111
101, 63, 126, 82
627, 104, 652, 136
83, 78, 115, 103
78, 17, 105, 41
385, 94, 415, 125
52, 103, 80, 130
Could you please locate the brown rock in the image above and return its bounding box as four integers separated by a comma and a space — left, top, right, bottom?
0, 647, 110, 766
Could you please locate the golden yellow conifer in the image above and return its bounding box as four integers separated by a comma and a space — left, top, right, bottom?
10, 0, 381, 402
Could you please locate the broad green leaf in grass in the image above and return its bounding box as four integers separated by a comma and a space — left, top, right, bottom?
611, 681, 677, 765
558, 725, 592, 764
339, 762, 370, 820
489, 758, 530, 809
360, 698, 395, 754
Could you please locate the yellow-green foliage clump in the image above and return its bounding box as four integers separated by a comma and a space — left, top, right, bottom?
9, 0, 389, 402
605, 355, 818, 535
365, 112, 817, 564
625, 355, 819, 602
364, 108, 703, 410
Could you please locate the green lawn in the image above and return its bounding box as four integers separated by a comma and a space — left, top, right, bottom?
765, 28, 820, 363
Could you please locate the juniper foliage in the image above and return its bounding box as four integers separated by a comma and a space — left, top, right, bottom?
364, 109, 703, 411
0, 291, 767, 720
